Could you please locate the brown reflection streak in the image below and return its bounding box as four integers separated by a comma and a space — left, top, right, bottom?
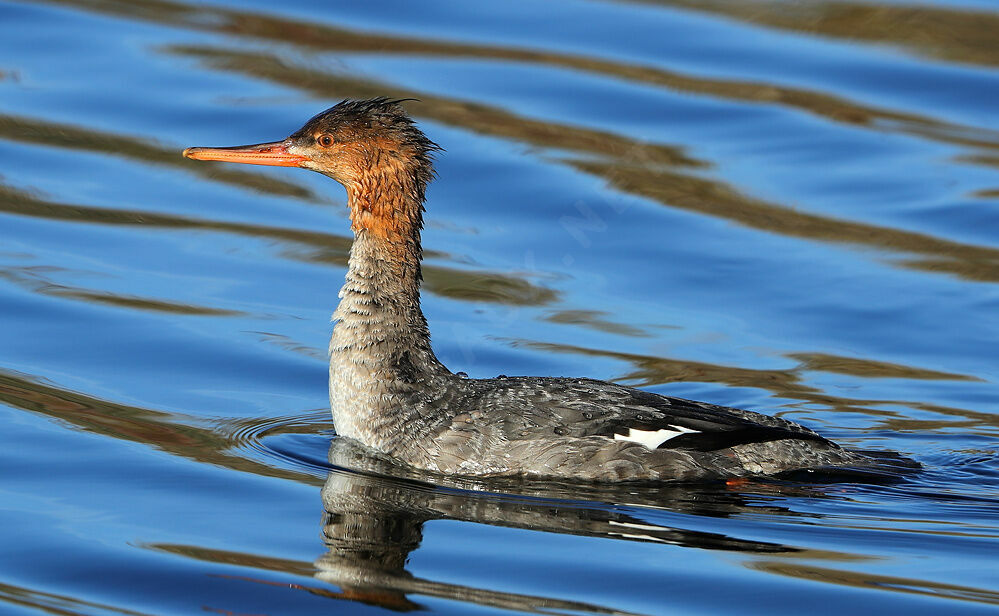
545, 309, 647, 337
0, 580, 153, 616
0, 114, 317, 201
0, 370, 323, 486
250, 332, 327, 362
214, 575, 422, 612
649, 0, 999, 70
573, 160, 999, 282
48, 288, 242, 315
38, 0, 999, 152
148, 546, 413, 613
25, 1, 999, 282
750, 560, 999, 606
150, 544, 316, 577
0, 184, 557, 306
144, 546, 416, 610
0, 266, 242, 316
514, 339, 999, 431
422, 266, 557, 306
147, 544, 640, 615
957, 153, 999, 187
787, 353, 981, 383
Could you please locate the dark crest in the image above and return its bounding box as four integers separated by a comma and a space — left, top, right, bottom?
295, 98, 442, 156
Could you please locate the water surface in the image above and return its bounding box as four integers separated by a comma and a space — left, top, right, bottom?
1, 0, 998, 614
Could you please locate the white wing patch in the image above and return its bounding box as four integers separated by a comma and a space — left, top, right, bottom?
614, 426, 698, 449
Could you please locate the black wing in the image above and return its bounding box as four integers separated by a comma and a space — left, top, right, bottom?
608, 385, 832, 452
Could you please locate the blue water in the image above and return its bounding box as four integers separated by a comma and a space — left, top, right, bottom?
1, 0, 998, 614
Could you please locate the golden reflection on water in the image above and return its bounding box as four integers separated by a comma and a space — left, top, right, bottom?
0, 264, 244, 316
0, 113, 319, 201
0, 183, 558, 307
45, 0, 999, 152
513, 339, 999, 433
544, 309, 648, 337
13, 0, 994, 294
0, 580, 146, 616
0, 370, 324, 485
155, 43, 999, 283
12, 0, 998, 299
649, 0, 999, 69
749, 560, 999, 606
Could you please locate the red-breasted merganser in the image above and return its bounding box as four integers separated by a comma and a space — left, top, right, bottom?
184, 98, 885, 482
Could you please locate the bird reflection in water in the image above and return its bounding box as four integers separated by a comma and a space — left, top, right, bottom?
312, 438, 799, 614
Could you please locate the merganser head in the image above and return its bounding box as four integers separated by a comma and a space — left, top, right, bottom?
184, 98, 439, 186
184, 98, 441, 241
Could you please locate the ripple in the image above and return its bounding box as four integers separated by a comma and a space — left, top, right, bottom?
214, 410, 334, 477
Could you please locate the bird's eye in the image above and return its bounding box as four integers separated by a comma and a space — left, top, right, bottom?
318, 134, 334, 148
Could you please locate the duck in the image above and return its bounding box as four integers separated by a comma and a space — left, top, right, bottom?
184, 97, 886, 482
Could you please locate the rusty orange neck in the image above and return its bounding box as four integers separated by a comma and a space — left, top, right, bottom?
344, 161, 427, 290
348, 160, 423, 233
